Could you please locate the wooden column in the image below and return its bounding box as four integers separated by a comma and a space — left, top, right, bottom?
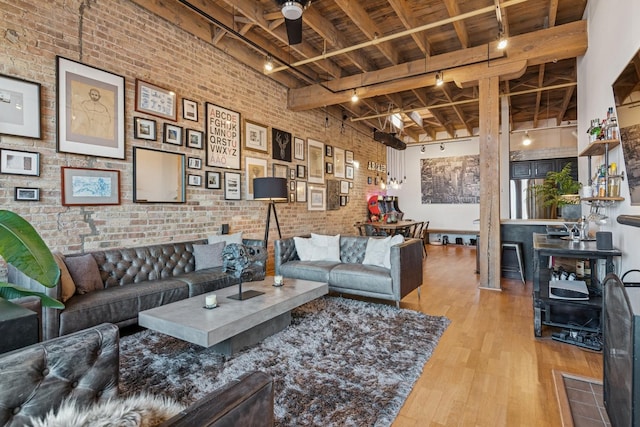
478, 76, 502, 290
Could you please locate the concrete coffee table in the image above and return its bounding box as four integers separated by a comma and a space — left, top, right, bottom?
138, 277, 327, 355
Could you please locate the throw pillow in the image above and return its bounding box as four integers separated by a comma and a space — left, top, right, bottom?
208, 231, 242, 246
64, 254, 103, 295
363, 234, 405, 269
293, 237, 315, 261
310, 233, 341, 262
193, 241, 226, 270
52, 251, 76, 302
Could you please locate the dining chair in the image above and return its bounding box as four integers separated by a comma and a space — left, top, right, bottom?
413, 221, 424, 240
420, 221, 430, 257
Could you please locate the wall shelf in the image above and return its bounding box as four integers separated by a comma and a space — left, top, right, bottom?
579, 139, 620, 157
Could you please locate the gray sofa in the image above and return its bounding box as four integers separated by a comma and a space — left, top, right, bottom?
274, 235, 423, 306
0, 323, 274, 427
8, 239, 265, 340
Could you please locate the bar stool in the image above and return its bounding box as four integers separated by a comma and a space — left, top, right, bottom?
501, 241, 525, 284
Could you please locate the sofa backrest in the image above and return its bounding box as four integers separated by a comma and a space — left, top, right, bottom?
275, 235, 377, 267
0, 323, 119, 426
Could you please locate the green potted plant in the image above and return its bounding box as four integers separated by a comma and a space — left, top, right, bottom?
0, 210, 63, 308
532, 163, 582, 219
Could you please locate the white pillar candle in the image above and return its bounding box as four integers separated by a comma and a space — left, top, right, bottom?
274, 275, 283, 285
205, 294, 217, 307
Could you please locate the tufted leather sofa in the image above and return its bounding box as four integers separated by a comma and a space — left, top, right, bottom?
9, 239, 265, 340
0, 323, 274, 427
274, 235, 422, 307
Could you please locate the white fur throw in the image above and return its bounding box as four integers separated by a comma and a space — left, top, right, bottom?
28, 393, 186, 427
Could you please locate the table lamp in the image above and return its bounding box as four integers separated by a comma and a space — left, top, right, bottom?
253, 177, 288, 244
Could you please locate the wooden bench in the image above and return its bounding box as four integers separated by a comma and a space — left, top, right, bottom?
426, 229, 479, 245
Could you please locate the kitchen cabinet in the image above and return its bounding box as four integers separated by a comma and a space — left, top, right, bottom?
510, 157, 577, 180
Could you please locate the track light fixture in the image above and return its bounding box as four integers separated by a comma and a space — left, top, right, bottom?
522, 131, 532, 146
497, 30, 508, 50
435, 71, 444, 87
420, 145, 426, 153
351, 89, 359, 103
440, 143, 445, 151
264, 55, 274, 72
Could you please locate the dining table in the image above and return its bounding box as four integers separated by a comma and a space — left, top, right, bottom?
356, 220, 421, 237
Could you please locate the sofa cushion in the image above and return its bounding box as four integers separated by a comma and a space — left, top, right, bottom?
53, 251, 76, 302
193, 241, 226, 270
176, 268, 235, 296
64, 254, 103, 294
328, 263, 393, 295
278, 260, 338, 283
363, 235, 404, 269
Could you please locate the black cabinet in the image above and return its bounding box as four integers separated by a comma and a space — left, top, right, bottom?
510, 157, 577, 180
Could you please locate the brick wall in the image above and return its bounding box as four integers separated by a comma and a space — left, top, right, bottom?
0, 0, 386, 254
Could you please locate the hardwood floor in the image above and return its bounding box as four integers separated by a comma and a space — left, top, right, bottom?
393, 244, 602, 427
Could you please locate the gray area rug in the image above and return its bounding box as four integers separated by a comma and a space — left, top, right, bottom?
119, 296, 450, 426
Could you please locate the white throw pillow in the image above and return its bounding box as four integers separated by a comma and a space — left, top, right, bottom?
363, 234, 404, 269
193, 241, 226, 270
294, 237, 315, 261
208, 231, 242, 246
310, 233, 341, 262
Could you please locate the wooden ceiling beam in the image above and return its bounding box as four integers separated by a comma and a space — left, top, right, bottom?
443, 0, 470, 49
387, 0, 432, 56
440, 83, 474, 135
533, 64, 545, 127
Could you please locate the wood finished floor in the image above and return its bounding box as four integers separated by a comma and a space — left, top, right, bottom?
392, 244, 602, 427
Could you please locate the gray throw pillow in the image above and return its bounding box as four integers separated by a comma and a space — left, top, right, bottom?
64, 254, 103, 294
193, 241, 226, 270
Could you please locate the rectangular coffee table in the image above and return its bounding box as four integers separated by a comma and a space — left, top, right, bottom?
138, 277, 327, 354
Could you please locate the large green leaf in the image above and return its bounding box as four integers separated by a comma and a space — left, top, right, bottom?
0, 210, 60, 288
0, 283, 64, 309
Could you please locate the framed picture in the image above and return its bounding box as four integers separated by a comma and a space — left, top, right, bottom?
182, 98, 198, 121
186, 129, 203, 149
349, 181, 354, 188
334, 147, 345, 178
244, 119, 269, 153
325, 145, 333, 157
273, 163, 288, 179
57, 56, 125, 159
135, 79, 177, 121
206, 171, 221, 189
289, 180, 296, 191
133, 117, 156, 140
289, 168, 296, 180
224, 172, 241, 200
0, 74, 41, 138
327, 180, 340, 211
206, 103, 241, 169
188, 157, 202, 169
340, 195, 347, 206
341, 180, 349, 194
368, 176, 372, 184
307, 138, 324, 184
245, 156, 267, 200
308, 185, 326, 211
346, 164, 354, 179
133, 147, 185, 203
272, 127, 292, 162
297, 164, 306, 179
326, 162, 333, 174
294, 137, 305, 160
296, 180, 307, 202
289, 192, 295, 203
164, 123, 183, 145
187, 174, 202, 186
15, 187, 40, 201
346, 150, 354, 164
61, 167, 120, 206
0, 149, 39, 176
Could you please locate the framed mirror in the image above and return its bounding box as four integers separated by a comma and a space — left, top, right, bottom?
613, 49, 640, 204
133, 147, 186, 203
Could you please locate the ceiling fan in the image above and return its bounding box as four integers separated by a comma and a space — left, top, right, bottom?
275, 0, 312, 45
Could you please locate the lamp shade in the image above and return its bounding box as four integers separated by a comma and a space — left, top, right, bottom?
253, 177, 287, 201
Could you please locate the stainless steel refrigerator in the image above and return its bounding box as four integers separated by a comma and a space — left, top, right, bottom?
510, 178, 548, 219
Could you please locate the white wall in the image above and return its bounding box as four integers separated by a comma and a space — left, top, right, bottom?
387, 139, 480, 230
578, 0, 640, 275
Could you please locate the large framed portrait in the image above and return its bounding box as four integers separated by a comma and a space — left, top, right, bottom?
244, 119, 269, 153
0, 149, 40, 176
272, 127, 292, 162
224, 172, 241, 200
61, 167, 121, 206
57, 56, 125, 159
307, 138, 324, 184
334, 147, 346, 178
206, 103, 241, 169
135, 79, 177, 121
0, 74, 41, 138
308, 185, 326, 211
245, 156, 267, 200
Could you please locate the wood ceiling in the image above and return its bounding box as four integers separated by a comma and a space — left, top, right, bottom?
135, 0, 588, 142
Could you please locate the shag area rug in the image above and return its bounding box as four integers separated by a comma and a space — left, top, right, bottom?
119, 296, 450, 426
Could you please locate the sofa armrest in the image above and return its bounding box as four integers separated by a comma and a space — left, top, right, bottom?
242, 238, 266, 248
390, 238, 423, 300
274, 238, 298, 275
162, 371, 274, 427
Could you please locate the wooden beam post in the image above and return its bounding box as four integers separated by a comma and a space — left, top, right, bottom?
478, 76, 502, 290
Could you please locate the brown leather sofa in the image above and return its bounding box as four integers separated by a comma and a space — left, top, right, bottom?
0, 323, 274, 427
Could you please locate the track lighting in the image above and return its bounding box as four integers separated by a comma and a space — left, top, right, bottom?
497, 30, 508, 50
435, 72, 444, 87
522, 131, 532, 146
420, 145, 426, 153
351, 89, 359, 103
440, 143, 445, 151
264, 55, 274, 72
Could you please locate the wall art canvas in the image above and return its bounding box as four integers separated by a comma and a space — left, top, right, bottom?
0, 74, 41, 138
272, 127, 292, 162
326, 180, 340, 210
206, 103, 240, 169
61, 167, 120, 206
57, 56, 125, 159
420, 155, 480, 204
